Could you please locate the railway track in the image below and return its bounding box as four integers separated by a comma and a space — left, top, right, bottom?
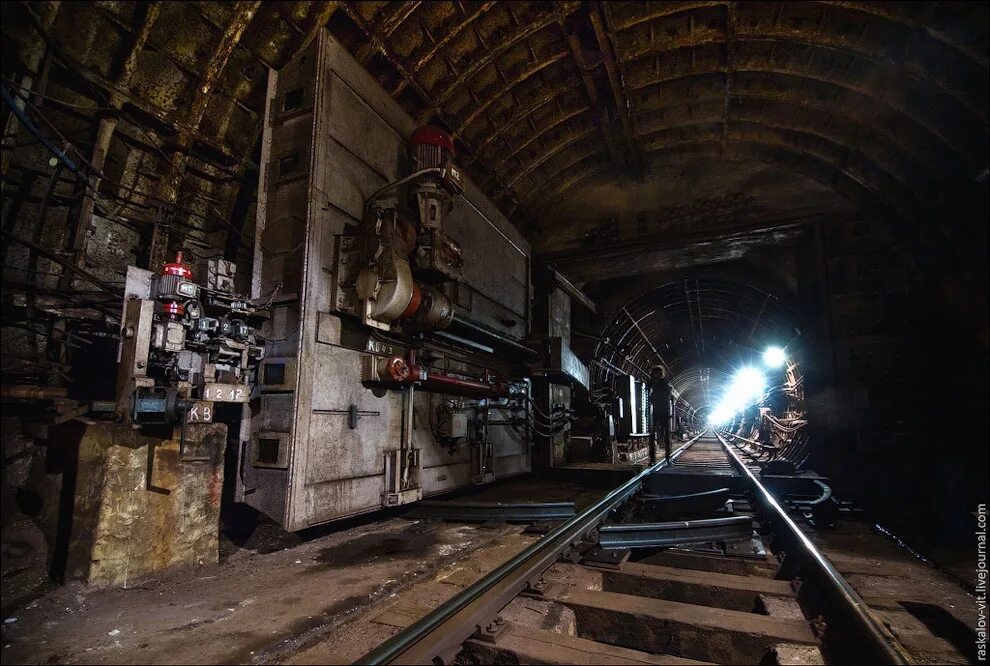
355, 430, 913, 665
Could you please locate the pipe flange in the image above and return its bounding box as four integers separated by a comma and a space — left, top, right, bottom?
379, 355, 411, 382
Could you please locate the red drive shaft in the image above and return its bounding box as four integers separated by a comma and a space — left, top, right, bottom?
409, 368, 509, 398
378, 354, 509, 398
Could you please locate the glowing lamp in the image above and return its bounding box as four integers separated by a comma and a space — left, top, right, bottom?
763, 346, 786, 368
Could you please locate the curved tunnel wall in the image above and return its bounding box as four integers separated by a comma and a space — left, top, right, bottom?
590, 277, 804, 431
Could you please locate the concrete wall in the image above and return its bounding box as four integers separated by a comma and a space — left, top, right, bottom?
811, 212, 989, 550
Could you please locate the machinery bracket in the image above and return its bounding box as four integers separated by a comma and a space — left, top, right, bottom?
383, 447, 421, 508
313, 404, 381, 429
524, 577, 547, 597
581, 547, 631, 569
382, 487, 421, 507
472, 616, 509, 644
724, 535, 769, 559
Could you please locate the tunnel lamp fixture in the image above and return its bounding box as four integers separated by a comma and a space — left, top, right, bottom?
763, 346, 787, 369
707, 366, 768, 426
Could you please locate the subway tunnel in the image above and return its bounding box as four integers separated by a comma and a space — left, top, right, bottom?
0, 2, 987, 664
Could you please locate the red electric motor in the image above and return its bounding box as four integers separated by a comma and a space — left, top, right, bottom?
407, 126, 463, 230
406, 127, 464, 282
160, 251, 193, 319
409, 125, 455, 171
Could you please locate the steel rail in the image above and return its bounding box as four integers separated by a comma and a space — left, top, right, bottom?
713, 430, 911, 664
355, 431, 708, 665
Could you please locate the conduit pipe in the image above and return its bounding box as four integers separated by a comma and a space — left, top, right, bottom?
375, 351, 510, 398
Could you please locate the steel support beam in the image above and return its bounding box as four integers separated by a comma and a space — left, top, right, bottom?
67, 2, 161, 289
590, 4, 643, 174
555, 5, 622, 168
356, 2, 421, 63
547, 266, 596, 314
392, 2, 497, 96
149, 2, 260, 269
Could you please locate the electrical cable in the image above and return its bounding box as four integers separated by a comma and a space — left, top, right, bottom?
1, 76, 115, 111
524, 406, 576, 428
526, 416, 574, 431
1, 83, 78, 173
4, 83, 254, 248
512, 420, 571, 438
15, 3, 246, 184
526, 410, 574, 427
365, 168, 445, 206
0, 229, 119, 294
2, 84, 150, 239
523, 395, 574, 420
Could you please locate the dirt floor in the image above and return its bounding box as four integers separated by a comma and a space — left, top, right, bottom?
286, 529, 540, 664
0, 475, 602, 665
0, 516, 520, 665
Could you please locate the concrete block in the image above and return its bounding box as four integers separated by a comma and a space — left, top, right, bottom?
65, 423, 226, 587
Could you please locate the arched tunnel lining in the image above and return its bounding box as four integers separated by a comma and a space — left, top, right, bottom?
590, 277, 804, 433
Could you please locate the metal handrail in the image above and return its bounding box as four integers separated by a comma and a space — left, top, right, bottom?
355, 431, 707, 664
713, 430, 911, 664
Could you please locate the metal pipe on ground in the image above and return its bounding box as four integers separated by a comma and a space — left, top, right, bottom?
2, 384, 69, 400
597, 515, 753, 550
639, 487, 731, 517
408, 501, 576, 522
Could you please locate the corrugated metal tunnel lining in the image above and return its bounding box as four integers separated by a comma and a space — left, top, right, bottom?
1, 0, 986, 516
588, 277, 801, 424
1, 1, 987, 259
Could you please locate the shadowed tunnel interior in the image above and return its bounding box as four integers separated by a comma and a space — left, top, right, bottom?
587, 277, 801, 424
0, 0, 987, 611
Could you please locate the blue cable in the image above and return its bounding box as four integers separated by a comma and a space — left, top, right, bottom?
1, 83, 79, 174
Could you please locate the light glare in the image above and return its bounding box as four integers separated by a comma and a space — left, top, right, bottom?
709, 405, 733, 426
707, 366, 767, 426
763, 346, 786, 368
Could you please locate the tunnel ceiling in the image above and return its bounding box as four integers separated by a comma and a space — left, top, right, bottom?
1, 1, 987, 269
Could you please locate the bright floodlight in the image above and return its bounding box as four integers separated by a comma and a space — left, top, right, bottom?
707, 366, 768, 426
708, 405, 733, 426
733, 367, 767, 394
763, 346, 786, 368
